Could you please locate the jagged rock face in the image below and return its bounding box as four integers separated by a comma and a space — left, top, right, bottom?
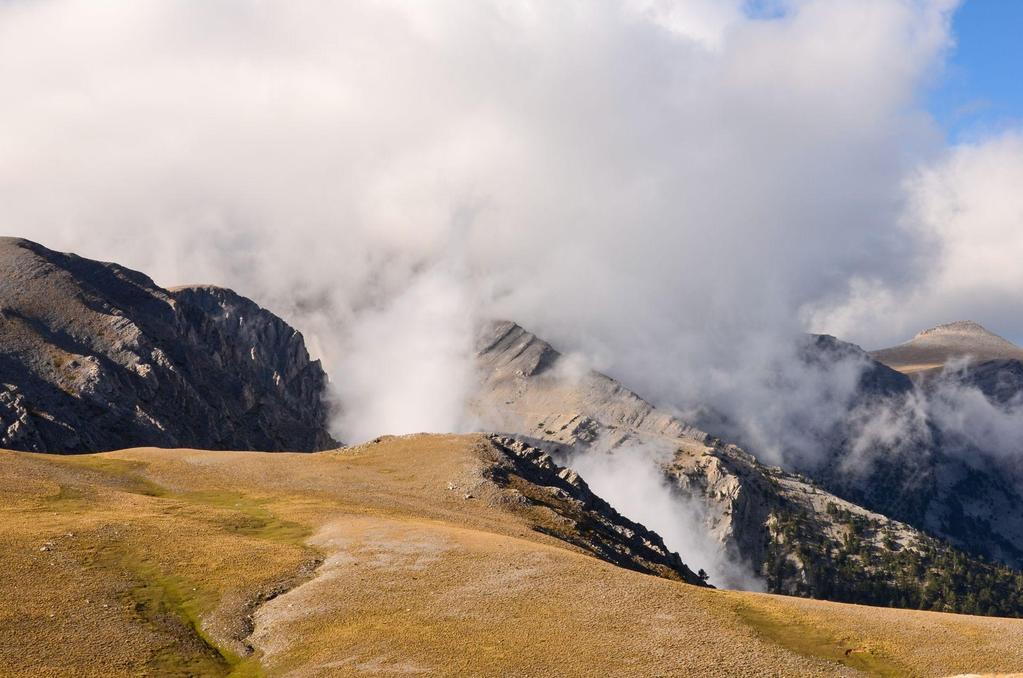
471, 320, 903, 589
0, 237, 337, 453
485, 434, 707, 586
794, 332, 1023, 569
473, 322, 759, 569
474, 321, 707, 447
470, 320, 1023, 613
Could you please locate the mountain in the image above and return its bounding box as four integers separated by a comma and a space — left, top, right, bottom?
471, 321, 1023, 616
793, 333, 1023, 572
4, 434, 1023, 676
871, 320, 1023, 374
487, 434, 707, 584
0, 237, 336, 452
472, 321, 771, 575
958, 357, 1023, 404
796, 330, 1023, 570
872, 319, 1023, 405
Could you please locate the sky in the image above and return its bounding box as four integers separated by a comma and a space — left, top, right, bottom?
804, 0, 1023, 348
1, 0, 1023, 450
928, 0, 1023, 145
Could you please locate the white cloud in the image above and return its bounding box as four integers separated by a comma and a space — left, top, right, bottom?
810, 132, 1023, 349
625, 0, 745, 49
0, 0, 972, 451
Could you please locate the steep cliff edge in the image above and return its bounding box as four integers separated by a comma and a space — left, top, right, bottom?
0, 237, 336, 452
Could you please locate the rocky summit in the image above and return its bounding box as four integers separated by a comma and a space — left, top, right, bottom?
0, 237, 337, 453
871, 320, 1023, 374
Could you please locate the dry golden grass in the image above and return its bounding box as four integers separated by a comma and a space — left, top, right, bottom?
885, 362, 945, 375
2, 434, 1023, 677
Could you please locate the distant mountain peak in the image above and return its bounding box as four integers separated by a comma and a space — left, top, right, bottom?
915, 320, 1003, 340
872, 320, 1023, 374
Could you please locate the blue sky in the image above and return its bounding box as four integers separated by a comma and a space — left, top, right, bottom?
929, 0, 1023, 142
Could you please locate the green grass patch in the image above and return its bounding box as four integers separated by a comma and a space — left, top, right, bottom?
79, 496, 306, 677
178, 490, 311, 546
129, 567, 233, 676
44, 457, 308, 547
127, 490, 313, 676
75, 535, 239, 678
118, 553, 268, 677
736, 604, 908, 677
48, 455, 168, 497
44, 482, 89, 508
41, 456, 166, 514
36, 456, 313, 676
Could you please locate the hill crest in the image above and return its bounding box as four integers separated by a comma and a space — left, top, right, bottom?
871, 320, 1023, 373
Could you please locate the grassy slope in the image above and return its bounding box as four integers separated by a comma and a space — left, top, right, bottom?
2, 434, 1022, 677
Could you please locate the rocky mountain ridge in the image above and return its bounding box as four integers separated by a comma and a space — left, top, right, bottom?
795, 330, 1023, 570
0, 237, 337, 453
470, 321, 1023, 614
485, 434, 707, 585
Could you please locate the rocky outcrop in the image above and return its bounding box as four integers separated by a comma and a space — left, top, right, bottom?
0, 237, 337, 453
471, 321, 864, 585
799, 331, 1023, 570
470, 320, 1023, 616
474, 320, 708, 448
485, 434, 708, 585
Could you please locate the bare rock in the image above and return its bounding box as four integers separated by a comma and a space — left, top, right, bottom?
0, 237, 337, 453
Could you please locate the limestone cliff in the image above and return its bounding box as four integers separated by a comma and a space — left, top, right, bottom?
470, 321, 1023, 616
0, 237, 337, 453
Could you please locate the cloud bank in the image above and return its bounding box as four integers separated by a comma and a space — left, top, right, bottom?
809, 131, 1023, 348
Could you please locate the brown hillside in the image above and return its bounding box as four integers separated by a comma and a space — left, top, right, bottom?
2, 434, 1022, 677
